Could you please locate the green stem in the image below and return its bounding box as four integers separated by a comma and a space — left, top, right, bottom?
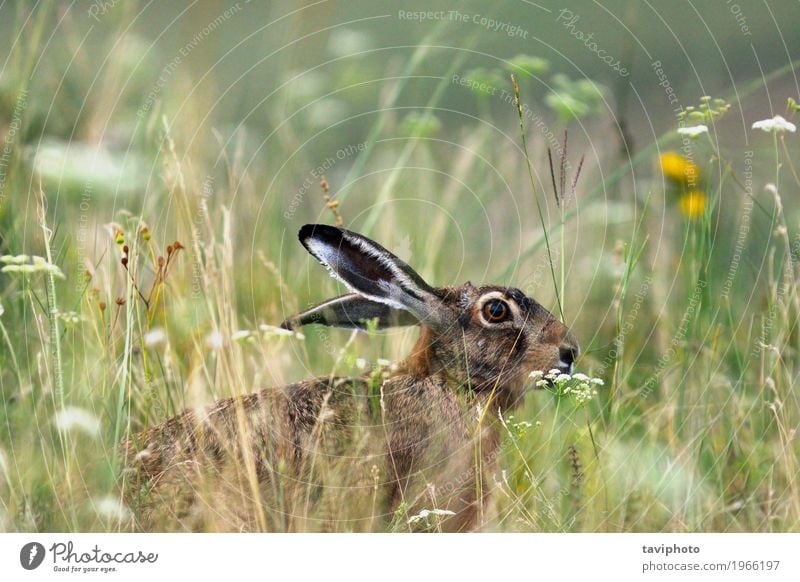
560, 205, 566, 316
0, 319, 23, 388
40, 208, 65, 411
773, 132, 780, 191
512, 76, 564, 321
548, 393, 562, 450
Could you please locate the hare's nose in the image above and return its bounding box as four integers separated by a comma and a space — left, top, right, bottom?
558, 345, 578, 374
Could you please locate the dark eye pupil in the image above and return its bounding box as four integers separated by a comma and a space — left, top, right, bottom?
484, 300, 508, 322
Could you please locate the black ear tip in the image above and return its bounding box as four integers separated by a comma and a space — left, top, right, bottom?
279, 318, 294, 330
299, 223, 340, 240
298, 224, 315, 249
298, 224, 316, 242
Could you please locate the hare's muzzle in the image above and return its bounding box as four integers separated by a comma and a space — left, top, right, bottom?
558, 344, 578, 374
536, 316, 580, 375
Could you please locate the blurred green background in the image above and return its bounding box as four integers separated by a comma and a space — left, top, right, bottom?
1, 0, 799, 532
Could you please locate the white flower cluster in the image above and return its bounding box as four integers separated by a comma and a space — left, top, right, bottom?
144, 328, 167, 348
407, 508, 455, 525
1, 255, 65, 279
57, 311, 83, 325
93, 495, 133, 522
528, 369, 604, 406
752, 115, 796, 134
231, 324, 305, 344
260, 324, 305, 341
505, 414, 535, 437
677, 125, 708, 138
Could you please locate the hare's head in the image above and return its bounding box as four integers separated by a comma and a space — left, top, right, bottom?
282, 225, 579, 401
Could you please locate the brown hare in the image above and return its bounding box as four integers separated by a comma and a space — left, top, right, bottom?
122, 224, 579, 532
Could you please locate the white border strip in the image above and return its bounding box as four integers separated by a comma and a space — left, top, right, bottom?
1, 533, 798, 581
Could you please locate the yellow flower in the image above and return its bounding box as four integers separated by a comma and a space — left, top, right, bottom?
660, 151, 700, 187
678, 190, 707, 219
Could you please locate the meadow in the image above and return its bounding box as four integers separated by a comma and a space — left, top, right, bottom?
0, 1, 799, 532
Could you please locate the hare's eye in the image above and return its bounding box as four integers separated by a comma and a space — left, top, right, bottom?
482, 299, 510, 323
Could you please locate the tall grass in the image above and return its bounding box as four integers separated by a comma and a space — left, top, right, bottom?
0, 5, 799, 533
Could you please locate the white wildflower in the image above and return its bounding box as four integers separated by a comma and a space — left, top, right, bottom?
0, 254, 30, 265
54, 406, 101, 437
355, 358, 368, 370
677, 125, 708, 138
752, 115, 796, 133
528, 370, 544, 381
206, 330, 224, 350
93, 495, 132, 522
571, 382, 598, 405
260, 324, 303, 340
232, 330, 252, 342
57, 311, 82, 325
260, 324, 294, 336
376, 358, 391, 367
527, 369, 604, 407
511, 418, 533, 438
2, 255, 65, 279
0, 303, 4, 317
144, 328, 167, 347
407, 508, 456, 525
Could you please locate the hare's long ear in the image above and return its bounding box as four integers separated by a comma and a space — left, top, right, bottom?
299, 224, 447, 327
281, 294, 417, 330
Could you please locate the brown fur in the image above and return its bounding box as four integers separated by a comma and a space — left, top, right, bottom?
122, 286, 575, 531
121, 227, 579, 532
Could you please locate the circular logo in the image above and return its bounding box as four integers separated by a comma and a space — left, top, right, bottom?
19, 542, 46, 570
